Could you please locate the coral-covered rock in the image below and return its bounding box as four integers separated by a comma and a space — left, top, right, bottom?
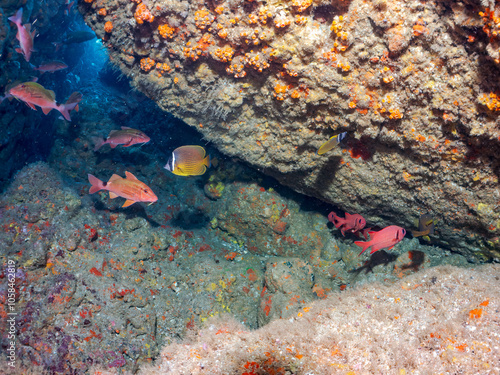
211, 182, 330, 257
78, 0, 500, 261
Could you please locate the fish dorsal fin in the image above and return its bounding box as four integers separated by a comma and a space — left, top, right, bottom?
42, 107, 52, 115
345, 212, 352, 219
179, 145, 206, 158
108, 130, 118, 137
125, 171, 138, 180
108, 174, 122, 183
25, 23, 31, 33
109, 191, 118, 199
122, 199, 135, 208
121, 126, 132, 130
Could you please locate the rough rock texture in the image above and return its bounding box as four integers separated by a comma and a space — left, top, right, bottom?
138, 264, 500, 374
79, 0, 500, 261
0, 160, 471, 374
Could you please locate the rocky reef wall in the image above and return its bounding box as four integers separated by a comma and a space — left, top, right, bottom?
78, 0, 500, 261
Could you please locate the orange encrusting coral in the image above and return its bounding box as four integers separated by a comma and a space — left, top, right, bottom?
140, 57, 155, 72
158, 24, 176, 39
134, 3, 154, 25
104, 21, 113, 33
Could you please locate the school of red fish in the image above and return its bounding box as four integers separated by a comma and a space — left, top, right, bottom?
4, 7, 420, 258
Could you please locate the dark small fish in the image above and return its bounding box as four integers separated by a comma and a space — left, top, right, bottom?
402, 250, 425, 272
31, 60, 68, 74
349, 250, 398, 274
53, 31, 96, 50
411, 214, 435, 241
317, 132, 347, 155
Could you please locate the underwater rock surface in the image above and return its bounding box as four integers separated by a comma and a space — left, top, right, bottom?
79, 0, 500, 261
140, 264, 500, 374
0, 160, 473, 374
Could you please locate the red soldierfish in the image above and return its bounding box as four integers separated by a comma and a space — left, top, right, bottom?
93, 127, 150, 151
9, 82, 81, 121
31, 60, 68, 74
88, 171, 158, 207
328, 212, 366, 236
355, 225, 406, 256
8, 8, 36, 62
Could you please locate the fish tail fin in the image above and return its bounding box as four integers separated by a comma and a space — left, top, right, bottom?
210, 156, 219, 168
91, 137, 105, 151
57, 104, 72, 121
204, 155, 211, 168
354, 240, 371, 256
8, 8, 22, 25
88, 174, 104, 194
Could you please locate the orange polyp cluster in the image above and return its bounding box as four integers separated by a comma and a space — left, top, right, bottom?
104, 21, 113, 33
158, 24, 176, 39
479, 8, 500, 62
282, 63, 298, 77
140, 57, 155, 72
226, 57, 247, 78
337, 61, 350, 72
134, 3, 154, 24
156, 62, 171, 75
245, 50, 271, 72
194, 8, 215, 30
274, 12, 291, 28
388, 108, 403, 119
183, 34, 214, 61
214, 6, 224, 15
218, 27, 228, 39
258, 8, 272, 24
479, 8, 500, 38
292, 0, 312, 13
98, 8, 107, 16
212, 45, 235, 62
248, 14, 259, 24
478, 92, 500, 111
322, 49, 337, 66
273, 82, 289, 100
295, 15, 307, 25
290, 89, 300, 99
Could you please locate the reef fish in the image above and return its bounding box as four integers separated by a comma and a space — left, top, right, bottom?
317, 132, 347, 155
88, 171, 158, 207
328, 211, 366, 236
164, 145, 212, 176
8, 8, 36, 62
411, 214, 435, 241
53, 31, 95, 50
93, 127, 150, 151
31, 60, 68, 74
8, 82, 80, 121
354, 225, 406, 256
